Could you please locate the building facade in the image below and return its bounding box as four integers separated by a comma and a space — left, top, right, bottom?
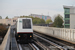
0, 17, 18, 25
29, 14, 51, 21
63, 6, 75, 29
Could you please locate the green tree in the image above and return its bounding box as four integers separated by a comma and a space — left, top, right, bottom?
19, 15, 45, 24
33, 19, 37, 24
40, 19, 45, 24
32, 17, 40, 24
20, 16, 30, 18
32, 17, 45, 24
53, 14, 63, 27
5, 16, 9, 19
46, 19, 52, 24
29, 16, 34, 20
0, 16, 2, 19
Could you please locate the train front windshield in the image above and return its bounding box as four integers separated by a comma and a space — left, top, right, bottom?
23, 19, 31, 29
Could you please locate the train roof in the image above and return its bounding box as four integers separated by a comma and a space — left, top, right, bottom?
15, 18, 32, 22
18, 18, 32, 19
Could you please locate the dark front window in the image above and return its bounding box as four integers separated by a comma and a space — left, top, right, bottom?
23, 19, 31, 29
65, 14, 70, 18
65, 20, 70, 24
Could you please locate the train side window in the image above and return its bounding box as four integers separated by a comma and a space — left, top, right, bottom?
22, 19, 31, 29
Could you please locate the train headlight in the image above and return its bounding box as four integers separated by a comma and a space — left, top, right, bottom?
18, 35, 20, 37
30, 35, 32, 37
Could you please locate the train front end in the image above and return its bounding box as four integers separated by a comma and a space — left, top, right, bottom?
16, 18, 33, 43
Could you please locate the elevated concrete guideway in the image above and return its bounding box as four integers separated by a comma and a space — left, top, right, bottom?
0, 25, 75, 50
0, 26, 18, 50
33, 26, 75, 44
0, 26, 11, 50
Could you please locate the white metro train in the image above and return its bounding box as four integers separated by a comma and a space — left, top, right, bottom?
14, 18, 33, 43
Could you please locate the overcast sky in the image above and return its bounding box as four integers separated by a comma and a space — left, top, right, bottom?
0, 0, 75, 19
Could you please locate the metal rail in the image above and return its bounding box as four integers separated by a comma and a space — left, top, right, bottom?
18, 44, 22, 50
34, 34, 66, 50
19, 43, 40, 50
34, 32, 75, 50
32, 43, 40, 50
34, 41, 50, 50
29, 43, 36, 50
